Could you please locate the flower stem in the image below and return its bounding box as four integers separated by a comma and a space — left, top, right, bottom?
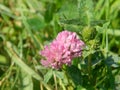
53, 72, 58, 90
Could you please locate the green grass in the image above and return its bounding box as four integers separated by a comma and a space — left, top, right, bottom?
0, 0, 120, 90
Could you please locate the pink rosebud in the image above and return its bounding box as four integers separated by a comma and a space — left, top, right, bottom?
40, 30, 85, 69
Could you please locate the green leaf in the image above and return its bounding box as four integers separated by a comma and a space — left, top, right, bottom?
59, 0, 78, 19
105, 53, 120, 68
44, 3, 56, 23
44, 69, 53, 83
96, 22, 110, 33
67, 65, 82, 85
78, 0, 94, 25
20, 70, 33, 90
54, 70, 64, 79
27, 17, 45, 30
60, 18, 84, 25
90, 20, 106, 26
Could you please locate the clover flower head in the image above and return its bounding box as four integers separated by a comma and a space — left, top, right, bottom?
40, 30, 85, 69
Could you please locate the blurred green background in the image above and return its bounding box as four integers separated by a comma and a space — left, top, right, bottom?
0, 0, 120, 90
